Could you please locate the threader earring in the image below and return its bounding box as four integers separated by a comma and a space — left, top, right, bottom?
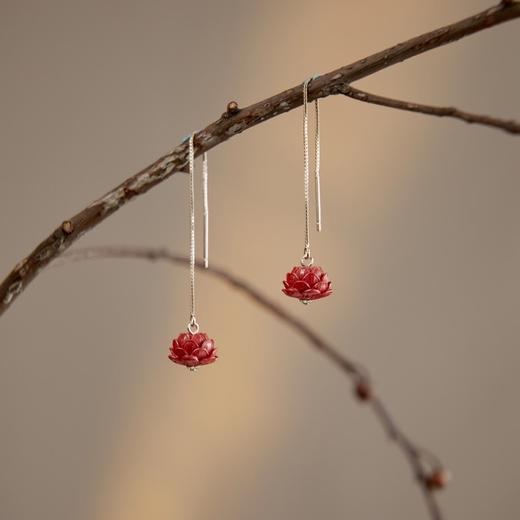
282, 77, 332, 304
169, 133, 218, 370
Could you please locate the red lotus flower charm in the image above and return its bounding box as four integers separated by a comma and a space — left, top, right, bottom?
282, 265, 332, 303
169, 331, 218, 370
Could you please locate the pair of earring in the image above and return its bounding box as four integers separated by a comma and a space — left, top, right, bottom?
169, 77, 332, 371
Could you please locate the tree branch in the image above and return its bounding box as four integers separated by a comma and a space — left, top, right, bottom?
1, 1, 519, 315
54, 245, 447, 520
341, 85, 520, 134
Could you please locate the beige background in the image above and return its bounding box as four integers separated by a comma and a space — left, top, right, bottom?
1, 1, 519, 519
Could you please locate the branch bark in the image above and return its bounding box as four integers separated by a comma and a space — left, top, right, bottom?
54, 245, 446, 520
341, 85, 520, 134
1, 1, 519, 315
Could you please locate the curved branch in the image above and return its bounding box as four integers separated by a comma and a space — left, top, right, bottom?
1, 1, 519, 315
54, 245, 447, 520
341, 85, 520, 134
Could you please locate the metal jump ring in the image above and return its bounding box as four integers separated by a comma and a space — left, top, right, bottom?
300, 252, 314, 267
187, 316, 200, 335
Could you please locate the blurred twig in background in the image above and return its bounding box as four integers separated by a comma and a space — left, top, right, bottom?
55, 246, 449, 520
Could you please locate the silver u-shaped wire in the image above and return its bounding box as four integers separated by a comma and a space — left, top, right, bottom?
186, 133, 210, 334
302, 76, 322, 264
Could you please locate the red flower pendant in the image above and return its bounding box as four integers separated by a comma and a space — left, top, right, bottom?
169, 331, 218, 370
282, 265, 332, 303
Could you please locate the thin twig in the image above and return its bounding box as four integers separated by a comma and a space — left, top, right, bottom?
54, 246, 447, 520
1, 1, 519, 315
341, 85, 520, 134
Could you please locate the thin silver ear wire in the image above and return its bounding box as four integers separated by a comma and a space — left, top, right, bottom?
302, 76, 322, 265
202, 152, 209, 269
314, 97, 322, 232
187, 133, 199, 335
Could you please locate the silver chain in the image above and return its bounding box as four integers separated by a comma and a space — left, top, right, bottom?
186, 133, 210, 334
188, 134, 199, 334
302, 77, 321, 265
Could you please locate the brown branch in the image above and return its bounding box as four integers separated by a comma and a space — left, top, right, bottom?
54, 245, 447, 520
1, 1, 519, 316
340, 85, 520, 134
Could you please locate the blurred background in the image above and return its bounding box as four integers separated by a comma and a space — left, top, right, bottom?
1, 1, 519, 518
